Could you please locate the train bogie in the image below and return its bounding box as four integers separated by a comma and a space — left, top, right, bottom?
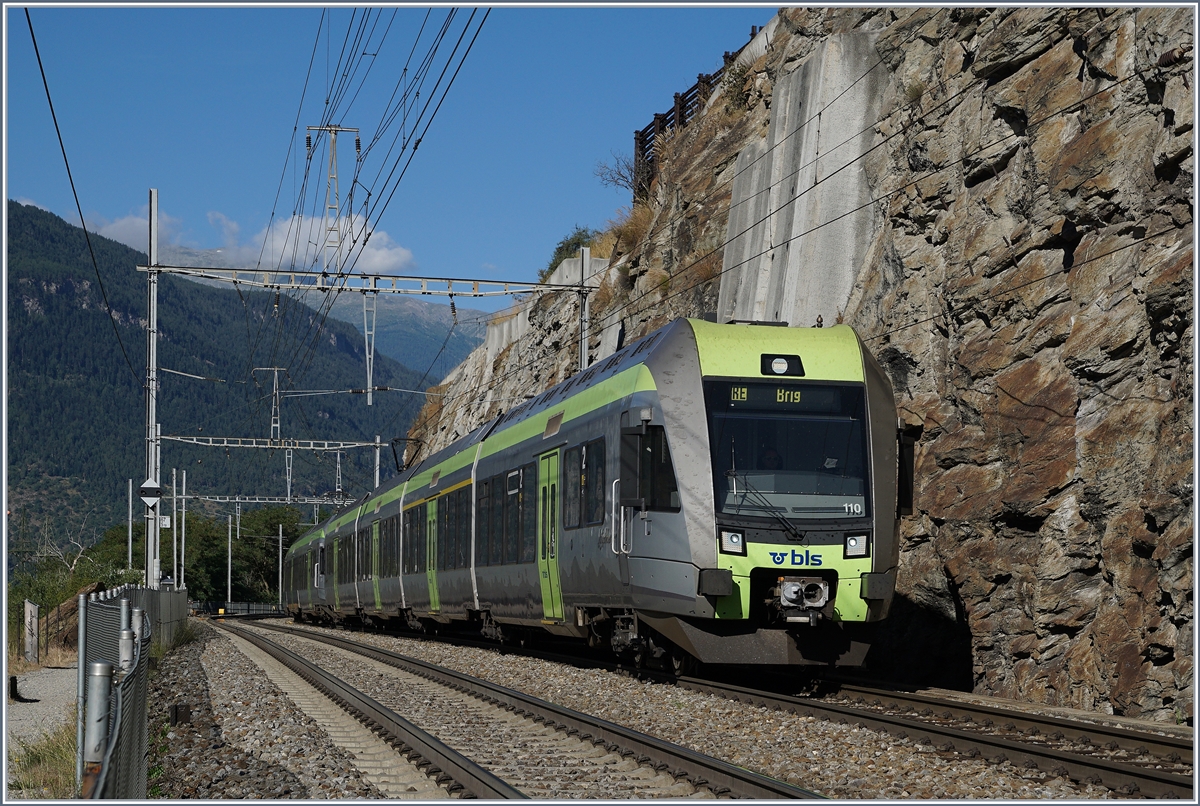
284, 318, 912, 668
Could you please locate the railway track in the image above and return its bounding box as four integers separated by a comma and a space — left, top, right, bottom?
239, 616, 1192, 799
680, 676, 1193, 800
214, 618, 822, 798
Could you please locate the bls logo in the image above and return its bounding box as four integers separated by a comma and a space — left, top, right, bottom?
769, 550, 824, 567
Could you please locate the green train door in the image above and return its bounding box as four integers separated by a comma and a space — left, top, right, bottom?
371, 521, 382, 611
426, 500, 440, 612
538, 451, 564, 621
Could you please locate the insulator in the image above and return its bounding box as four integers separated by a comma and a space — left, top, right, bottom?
306, 134, 312, 154
449, 296, 457, 323
355, 136, 361, 155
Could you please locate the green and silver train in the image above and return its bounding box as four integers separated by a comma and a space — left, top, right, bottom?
283, 318, 914, 668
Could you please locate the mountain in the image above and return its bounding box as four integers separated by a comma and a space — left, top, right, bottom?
324, 294, 487, 385
7, 201, 432, 537
156, 243, 487, 383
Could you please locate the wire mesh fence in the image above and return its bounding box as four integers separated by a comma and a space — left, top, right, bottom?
76, 584, 187, 799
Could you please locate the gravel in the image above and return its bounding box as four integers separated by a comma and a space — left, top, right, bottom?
141, 618, 1123, 799
145, 620, 382, 799
289, 624, 1119, 800
5, 662, 80, 796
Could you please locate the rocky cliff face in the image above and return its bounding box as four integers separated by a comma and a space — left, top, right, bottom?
410, 7, 1193, 723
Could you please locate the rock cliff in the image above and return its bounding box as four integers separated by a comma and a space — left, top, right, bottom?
410, 7, 1193, 722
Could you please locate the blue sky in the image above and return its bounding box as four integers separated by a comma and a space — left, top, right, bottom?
6, 4, 774, 311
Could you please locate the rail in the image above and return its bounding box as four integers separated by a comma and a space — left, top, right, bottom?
213, 620, 525, 798
252, 621, 824, 799
678, 677, 1194, 799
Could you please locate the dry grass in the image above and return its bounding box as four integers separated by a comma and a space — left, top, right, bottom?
643, 267, 671, 298
588, 229, 618, 260
609, 204, 655, 254
7, 707, 78, 799
7, 643, 78, 676
591, 276, 616, 317
679, 249, 723, 286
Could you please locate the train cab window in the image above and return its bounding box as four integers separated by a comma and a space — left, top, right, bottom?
705, 381, 870, 520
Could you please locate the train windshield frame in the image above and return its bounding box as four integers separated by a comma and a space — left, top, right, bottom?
703, 380, 871, 521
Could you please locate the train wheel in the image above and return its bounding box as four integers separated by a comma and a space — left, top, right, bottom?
670, 648, 697, 678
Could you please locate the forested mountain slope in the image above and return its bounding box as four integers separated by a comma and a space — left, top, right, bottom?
7, 201, 427, 535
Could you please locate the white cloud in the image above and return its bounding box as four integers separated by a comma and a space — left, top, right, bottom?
206, 211, 240, 248
13, 197, 50, 211
84, 207, 184, 253
248, 214, 414, 274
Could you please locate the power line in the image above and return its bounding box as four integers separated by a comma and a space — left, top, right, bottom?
429, 52, 1176, 424
24, 9, 140, 387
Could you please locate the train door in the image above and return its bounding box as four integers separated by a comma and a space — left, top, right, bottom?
426, 500, 441, 612
538, 451, 564, 621
316, 539, 326, 602
371, 522, 382, 611
304, 552, 312, 608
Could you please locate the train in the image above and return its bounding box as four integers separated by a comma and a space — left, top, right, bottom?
282, 317, 914, 670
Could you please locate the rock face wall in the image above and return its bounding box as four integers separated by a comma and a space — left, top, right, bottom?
410, 7, 1193, 723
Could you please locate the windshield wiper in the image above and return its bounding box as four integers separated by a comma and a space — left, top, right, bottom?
724, 468, 805, 542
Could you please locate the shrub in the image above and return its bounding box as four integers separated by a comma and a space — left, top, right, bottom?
540, 225, 600, 282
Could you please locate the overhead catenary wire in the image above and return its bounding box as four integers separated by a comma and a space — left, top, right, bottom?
428, 48, 1177, 426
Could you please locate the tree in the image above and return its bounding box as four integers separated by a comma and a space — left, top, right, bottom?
593, 150, 648, 195
541, 225, 600, 281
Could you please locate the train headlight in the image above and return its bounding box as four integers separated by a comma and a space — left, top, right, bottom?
719, 530, 746, 555
844, 533, 870, 558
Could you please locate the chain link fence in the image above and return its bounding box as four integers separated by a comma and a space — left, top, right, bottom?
75, 584, 188, 799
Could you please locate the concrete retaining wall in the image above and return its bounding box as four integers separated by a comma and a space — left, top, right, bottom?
718, 31, 886, 328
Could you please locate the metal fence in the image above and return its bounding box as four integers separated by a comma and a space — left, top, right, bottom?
190, 600, 287, 615
76, 584, 188, 799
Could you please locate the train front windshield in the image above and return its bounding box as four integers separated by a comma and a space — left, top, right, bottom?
704, 381, 870, 520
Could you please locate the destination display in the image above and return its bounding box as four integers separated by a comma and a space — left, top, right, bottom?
723, 383, 844, 412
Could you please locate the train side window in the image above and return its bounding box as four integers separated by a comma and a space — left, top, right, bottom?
583, 438, 606, 525
563, 446, 582, 529
490, 475, 504, 565
505, 470, 521, 563
521, 462, 537, 562
358, 528, 369, 581
477, 480, 491, 567
389, 515, 400, 576
620, 425, 680, 512
457, 487, 470, 568
402, 511, 412, 574
417, 503, 428, 571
